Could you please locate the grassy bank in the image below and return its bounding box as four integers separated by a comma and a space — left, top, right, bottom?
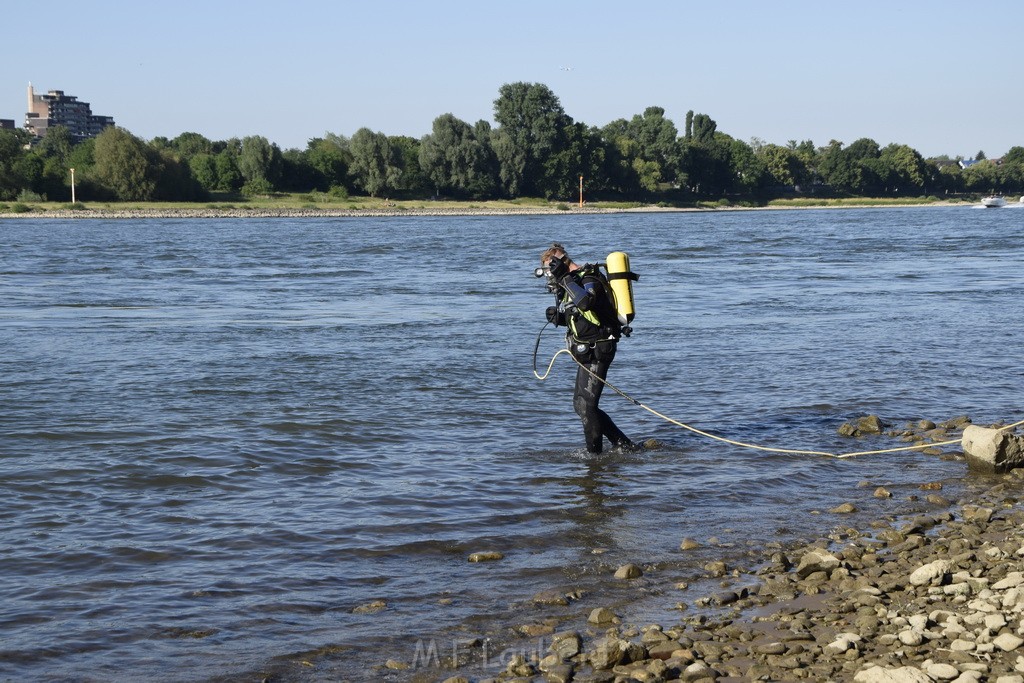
0, 194, 970, 216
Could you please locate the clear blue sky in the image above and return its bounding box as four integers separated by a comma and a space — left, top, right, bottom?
3, 0, 1020, 159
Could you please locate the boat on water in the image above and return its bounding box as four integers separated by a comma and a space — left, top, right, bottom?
981, 196, 1007, 208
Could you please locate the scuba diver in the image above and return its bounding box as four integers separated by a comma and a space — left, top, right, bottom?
539, 243, 635, 454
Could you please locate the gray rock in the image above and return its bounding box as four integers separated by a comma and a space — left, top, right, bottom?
587, 607, 617, 625
467, 551, 504, 562
614, 563, 643, 580
533, 589, 571, 606
588, 637, 628, 670
352, 599, 386, 614
909, 559, 951, 587
550, 631, 582, 659
961, 425, 1024, 472
993, 632, 1024, 651
853, 665, 933, 682
796, 548, 841, 578
679, 538, 700, 551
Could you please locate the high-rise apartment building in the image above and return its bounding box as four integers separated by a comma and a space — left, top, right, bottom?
25, 83, 115, 141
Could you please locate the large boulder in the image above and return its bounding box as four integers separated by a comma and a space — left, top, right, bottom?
961, 425, 1024, 472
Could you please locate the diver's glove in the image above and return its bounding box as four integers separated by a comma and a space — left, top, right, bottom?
547, 257, 568, 281
545, 306, 564, 326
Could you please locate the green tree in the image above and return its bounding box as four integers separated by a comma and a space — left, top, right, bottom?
1002, 146, 1024, 166
728, 138, 768, 193
237, 135, 283, 193
389, 135, 427, 195
169, 132, 215, 159
879, 144, 928, 193
37, 126, 74, 164
0, 129, 34, 199
962, 160, 1000, 192
349, 127, 402, 197
153, 148, 205, 201
543, 122, 608, 200
936, 163, 964, 194
599, 119, 642, 197
92, 127, 161, 200
690, 113, 717, 145
492, 82, 570, 197
419, 113, 497, 198
627, 106, 679, 183
676, 114, 730, 196
759, 144, 806, 187
818, 138, 882, 194
189, 153, 218, 191
305, 135, 351, 191
214, 149, 242, 192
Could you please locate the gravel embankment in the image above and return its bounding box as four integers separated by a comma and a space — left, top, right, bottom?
411, 420, 1024, 683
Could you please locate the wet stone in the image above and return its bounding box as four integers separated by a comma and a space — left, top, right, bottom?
468, 551, 504, 562
679, 538, 700, 551
588, 607, 617, 625
533, 589, 571, 606
614, 563, 643, 580
352, 599, 386, 614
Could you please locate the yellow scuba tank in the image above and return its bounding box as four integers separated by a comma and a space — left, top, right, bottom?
604, 251, 638, 325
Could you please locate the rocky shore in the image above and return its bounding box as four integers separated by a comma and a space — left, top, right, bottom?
0, 201, 963, 221
379, 420, 1024, 683
0, 206, 625, 220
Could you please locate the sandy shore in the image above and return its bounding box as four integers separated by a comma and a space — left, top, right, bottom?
363, 419, 1024, 683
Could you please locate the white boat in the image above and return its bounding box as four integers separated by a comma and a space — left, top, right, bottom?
981, 196, 1007, 208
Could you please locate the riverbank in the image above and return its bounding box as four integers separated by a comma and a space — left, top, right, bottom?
361, 418, 1024, 683
0, 198, 970, 220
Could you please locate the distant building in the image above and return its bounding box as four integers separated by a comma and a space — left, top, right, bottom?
959, 158, 1002, 169
0, 119, 15, 130
24, 83, 115, 141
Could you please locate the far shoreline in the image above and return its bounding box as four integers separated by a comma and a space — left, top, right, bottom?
0, 199, 978, 220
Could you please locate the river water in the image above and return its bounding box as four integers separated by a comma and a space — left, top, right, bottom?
1, 207, 1022, 681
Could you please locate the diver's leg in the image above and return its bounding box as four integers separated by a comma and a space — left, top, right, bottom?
573, 361, 605, 453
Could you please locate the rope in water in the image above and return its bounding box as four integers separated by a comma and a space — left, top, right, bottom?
532, 324, 1024, 459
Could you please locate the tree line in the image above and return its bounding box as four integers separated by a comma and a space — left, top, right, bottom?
2, 82, 1022, 204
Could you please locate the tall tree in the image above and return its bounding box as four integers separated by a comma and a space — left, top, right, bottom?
625, 106, 679, 188
170, 132, 215, 159
305, 135, 351, 191
419, 113, 497, 198
492, 82, 570, 197
543, 122, 609, 200
349, 128, 402, 197
389, 135, 427, 195
237, 135, 283, 193
879, 144, 928, 193
728, 138, 768, 193
690, 114, 717, 145
92, 127, 161, 201
1002, 146, 1024, 166
0, 129, 33, 200
213, 150, 242, 192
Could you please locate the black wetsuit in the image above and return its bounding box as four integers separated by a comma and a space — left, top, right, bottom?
551, 265, 632, 453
